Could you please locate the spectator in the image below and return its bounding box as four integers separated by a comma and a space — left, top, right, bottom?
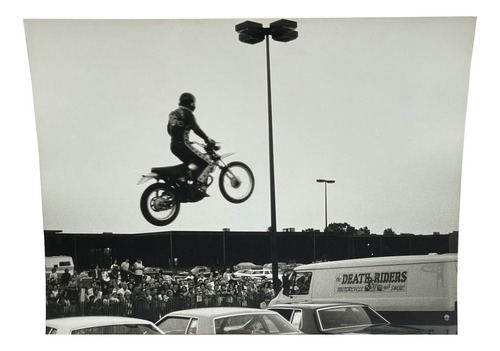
123, 291, 133, 316
223, 267, 232, 283
179, 285, 189, 298
69, 270, 81, 288
206, 280, 215, 292
194, 286, 203, 303
94, 287, 102, 302
86, 295, 97, 315
57, 290, 70, 307
90, 264, 102, 282
263, 281, 275, 300
145, 290, 152, 302
86, 286, 94, 299
49, 284, 59, 300
235, 284, 247, 306
120, 258, 130, 283
117, 292, 125, 303
60, 268, 71, 286
132, 258, 144, 285
45, 262, 280, 320
110, 260, 120, 281
164, 289, 174, 302
48, 267, 58, 284
115, 282, 124, 296
110, 292, 120, 304
101, 270, 111, 289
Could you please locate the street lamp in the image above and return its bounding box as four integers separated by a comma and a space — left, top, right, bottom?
316, 179, 336, 230
235, 19, 298, 292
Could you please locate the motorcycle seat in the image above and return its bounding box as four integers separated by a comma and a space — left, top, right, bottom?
151, 164, 187, 178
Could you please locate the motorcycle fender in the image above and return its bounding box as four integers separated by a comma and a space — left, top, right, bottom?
137, 172, 159, 185
220, 152, 235, 160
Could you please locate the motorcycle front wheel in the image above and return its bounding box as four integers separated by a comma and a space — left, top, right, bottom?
140, 182, 180, 226
219, 161, 255, 203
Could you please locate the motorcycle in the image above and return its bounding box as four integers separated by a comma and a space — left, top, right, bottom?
137, 141, 255, 226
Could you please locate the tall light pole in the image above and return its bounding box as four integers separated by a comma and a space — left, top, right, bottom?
235, 19, 298, 292
316, 179, 335, 229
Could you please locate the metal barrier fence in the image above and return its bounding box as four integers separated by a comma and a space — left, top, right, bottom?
46, 294, 266, 322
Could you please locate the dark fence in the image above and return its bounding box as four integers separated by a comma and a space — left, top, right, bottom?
46, 294, 265, 322
45, 231, 458, 272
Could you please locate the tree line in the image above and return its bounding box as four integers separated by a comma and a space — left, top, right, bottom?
302, 223, 399, 236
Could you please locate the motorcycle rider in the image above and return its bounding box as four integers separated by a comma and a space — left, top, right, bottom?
168, 92, 216, 196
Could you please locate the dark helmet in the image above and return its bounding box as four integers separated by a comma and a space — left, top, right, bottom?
179, 92, 196, 111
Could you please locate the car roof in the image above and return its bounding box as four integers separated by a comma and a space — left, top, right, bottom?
166, 307, 278, 319
268, 302, 369, 310
295, 253, 457, 271
46, 316, 155, 329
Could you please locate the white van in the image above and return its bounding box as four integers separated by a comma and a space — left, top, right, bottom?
270, 253, 457, 334
45, 256, 74, 279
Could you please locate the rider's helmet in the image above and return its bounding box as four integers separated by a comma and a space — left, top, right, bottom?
179, 92, 196, 111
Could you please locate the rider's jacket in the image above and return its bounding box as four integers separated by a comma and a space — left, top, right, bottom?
168, 106, 208, 144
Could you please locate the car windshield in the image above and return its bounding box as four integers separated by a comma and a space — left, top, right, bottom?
156, 316, 192, 334
69, 323, 162, 334
215, 313, 298, 334
318, 306, 388, 331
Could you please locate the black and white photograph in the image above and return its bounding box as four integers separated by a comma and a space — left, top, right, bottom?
3, 0, 499, 348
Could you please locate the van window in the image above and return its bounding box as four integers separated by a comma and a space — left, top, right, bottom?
289, 271, 312, 295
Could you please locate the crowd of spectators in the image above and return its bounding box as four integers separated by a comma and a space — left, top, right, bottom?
46, 258, 278, 322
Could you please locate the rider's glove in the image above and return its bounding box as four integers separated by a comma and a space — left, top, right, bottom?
206, 138, 220, 151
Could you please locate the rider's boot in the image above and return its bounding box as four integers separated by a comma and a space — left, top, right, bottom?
196, 165, 211, 197
197, 180, 210, 197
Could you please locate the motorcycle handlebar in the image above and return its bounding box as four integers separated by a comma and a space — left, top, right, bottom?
189, 140, 221, 151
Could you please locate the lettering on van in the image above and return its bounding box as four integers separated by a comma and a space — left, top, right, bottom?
335, 271, 408, 293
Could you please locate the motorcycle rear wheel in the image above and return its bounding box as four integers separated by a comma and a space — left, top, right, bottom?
219, 161, 255, 203
140, 182, 180, 226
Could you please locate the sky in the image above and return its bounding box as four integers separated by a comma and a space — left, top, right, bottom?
23, 16, 475, 235
3, 0, 500, 347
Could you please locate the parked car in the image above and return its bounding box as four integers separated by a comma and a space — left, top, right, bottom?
46, 316, 164, 335
155, 307, 301, 334
143, 266, 165, 277
190, 265, 211, 276
240, 269, 273, 281
267, 303, 428, 334
232, 269, 251, 278
233, 262, 262, 271
263, 262, 288, 271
